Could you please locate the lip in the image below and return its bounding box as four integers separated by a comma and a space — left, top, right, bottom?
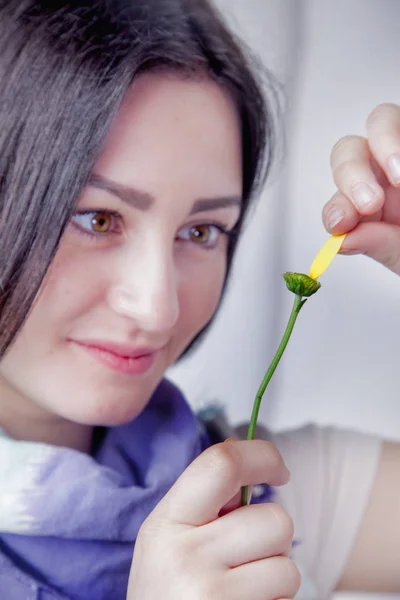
70, 339, 164, 375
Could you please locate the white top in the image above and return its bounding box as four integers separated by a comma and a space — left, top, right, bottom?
267, 424, 382, 598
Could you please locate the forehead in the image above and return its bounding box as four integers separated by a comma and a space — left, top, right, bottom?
93, 71, 242, 200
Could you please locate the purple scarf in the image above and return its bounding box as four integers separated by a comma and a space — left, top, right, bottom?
0, 379, 273, 600
0, 379, 208, 599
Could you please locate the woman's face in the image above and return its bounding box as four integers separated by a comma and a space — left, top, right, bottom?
0, 72, 242, 427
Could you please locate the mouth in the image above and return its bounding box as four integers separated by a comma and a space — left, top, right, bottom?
70, 339, 164, 376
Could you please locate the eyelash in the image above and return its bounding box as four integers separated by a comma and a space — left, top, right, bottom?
176, 221, 236, 250
70, 210, 237, 248
70, 210, 122, 239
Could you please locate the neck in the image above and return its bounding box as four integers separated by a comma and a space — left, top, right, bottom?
0, 375, 93, 453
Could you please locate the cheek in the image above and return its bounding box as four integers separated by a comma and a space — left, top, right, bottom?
177, 251, 227, 335
18, 243, 108, 347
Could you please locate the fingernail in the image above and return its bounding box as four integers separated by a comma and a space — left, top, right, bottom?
326, 206, 344, 229
340, 248, 360, 255
224, 437, 236, 443
352, 182, 376, 211
387, 154, 400, 184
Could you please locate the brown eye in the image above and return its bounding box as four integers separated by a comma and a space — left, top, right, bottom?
176, 223, 225, 249
91, 211, 112, 233
189, 225, 210, 243
71, 210, 120, 237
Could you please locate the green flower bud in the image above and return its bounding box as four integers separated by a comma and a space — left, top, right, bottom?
282, 272, 321, 297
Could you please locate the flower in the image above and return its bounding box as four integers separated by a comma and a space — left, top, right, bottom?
309, 233, 347, 280
283, 272, 321, 297
240, 233, 347, 507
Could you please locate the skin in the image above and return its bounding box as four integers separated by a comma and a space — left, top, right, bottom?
324, 102, 400, 272
128, 438, 300, 600
0, 71, 300, 600
322, 103, 400, 592
2, 67, 398, 595
0, 72, 242, 451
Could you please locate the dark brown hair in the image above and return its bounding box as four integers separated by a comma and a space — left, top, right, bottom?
0, 0, 277, 357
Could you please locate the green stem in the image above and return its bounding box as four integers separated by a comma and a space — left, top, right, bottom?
241, 294, 306, 507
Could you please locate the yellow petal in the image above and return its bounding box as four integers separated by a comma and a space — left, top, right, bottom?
309, 233, 347, 280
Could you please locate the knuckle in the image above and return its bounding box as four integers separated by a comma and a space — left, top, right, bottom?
137, 515, 159, 543
268, 503, 295, 539
332, 158, 362, 185
258, 439, 285, 472
176, 530, 205, 564
135, 518, 179, 574
330, 135, 364, 165
330, 135, 348, 162
204, 442, 241, 485
375, 247, 400, 272
367, 102, 399, 129
137, 514, 174, 551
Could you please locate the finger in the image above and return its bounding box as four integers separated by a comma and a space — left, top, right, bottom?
340, 220, 400, 274
330, 135, 385, 216
218, 489, 243, 517
224, 556, 301, 600
153, 439, 290, 526
198, 502, 293, 568
322, 190, 360, 233
366, 103, 400, 187
282, 537, 296, 558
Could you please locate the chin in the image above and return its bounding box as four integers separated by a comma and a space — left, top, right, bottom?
63, 403, 145, 428
57, 383, 158, 427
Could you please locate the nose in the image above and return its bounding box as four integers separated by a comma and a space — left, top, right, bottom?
107, 240, 179, 334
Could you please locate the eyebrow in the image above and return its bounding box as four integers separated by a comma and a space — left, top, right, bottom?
190, 196, 241, 214
88, 174, 241, 214
88, 174, 154, 211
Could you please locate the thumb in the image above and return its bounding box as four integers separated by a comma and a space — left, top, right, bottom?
341, 221, 400, 275
151, 440, 289, 527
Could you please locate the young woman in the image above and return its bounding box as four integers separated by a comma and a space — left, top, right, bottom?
0, 1, 399, 599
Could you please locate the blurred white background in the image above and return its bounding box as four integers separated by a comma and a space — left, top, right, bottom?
168, 1, 400, 598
